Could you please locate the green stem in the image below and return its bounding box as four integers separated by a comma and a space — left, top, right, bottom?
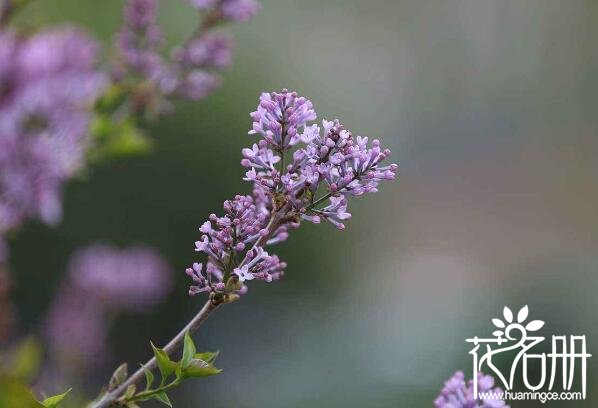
129, 379, 180, 402
306, 192, 332, 211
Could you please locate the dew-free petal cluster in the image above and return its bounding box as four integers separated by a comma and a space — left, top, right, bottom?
68, 243, 172, 309
115, 0, 257, 106
187, 0, 261, 22
434, 371, 509, 408
187, 89, 397, 298
45, 244, 172, 367
0, 27, 106, 244
115, 0, 169, 88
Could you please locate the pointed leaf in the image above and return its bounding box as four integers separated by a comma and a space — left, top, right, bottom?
517, 305, 529, 323
123, 384, 136, 400
152, 392, 172, 407
525, 320, 545, 332
151, 342, 177, 381
181, 359, 222, 378
41, 388, 71, 408
492, 319, 505, 328
108, 363, 128, 391
142, 365, 154, 391
181, 331, 196, 369
492, 331, 504, 337
0, 378, 45, 407
194, 351, 219, 364
503, 306, 513, 323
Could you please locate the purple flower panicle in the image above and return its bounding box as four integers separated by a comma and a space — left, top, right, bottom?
45, 244, 172, 367
0, 27, 106, 243
187, 89, 397, 299
115, 0, 168, 86
187, 0, 261, 22
68, 243, 171, 310
115, 0, 259, 104
434, 371, 509, 408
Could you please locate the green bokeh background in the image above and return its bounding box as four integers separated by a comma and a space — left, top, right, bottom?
6, 0, 598, 406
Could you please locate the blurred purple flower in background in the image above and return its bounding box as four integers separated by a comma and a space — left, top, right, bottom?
115, 0, 258, 108
186, 0, 261, 22
45, 244, 172, 369
187, 89, 397, 298
434, 371, 509, 408
115, 0, 168, 89
0, 27, 106, 253
68, 243, 171, 310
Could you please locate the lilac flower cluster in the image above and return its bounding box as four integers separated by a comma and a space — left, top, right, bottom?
115, 0, 170, 91
0, 28, 106, 253
187, 89, 397, 299
115, 0, 258, 107
435, 371, 509, 408
187, 0, 261, 23
45, 244, 172, 367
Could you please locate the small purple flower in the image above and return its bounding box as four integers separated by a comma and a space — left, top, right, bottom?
249, 89, 317, 150
233, 265, 253, 282
187, 90, 396, 298
434, 371, 509, 408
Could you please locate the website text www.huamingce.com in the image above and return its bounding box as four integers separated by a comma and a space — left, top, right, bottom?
479, 390, 584, 404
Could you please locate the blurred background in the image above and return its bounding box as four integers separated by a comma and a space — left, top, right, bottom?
4, 0, 598, 406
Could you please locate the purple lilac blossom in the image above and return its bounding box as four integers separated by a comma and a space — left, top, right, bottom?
68, 243, 172, 310
114, 0, 173, 92
0, 27, 106, 243
45, 287, 109, 366
115, 0, 256, 104
45, 244, 172, 367
186, 0, 261, 22
187, 89, 397, 298
434, 371, 509, 408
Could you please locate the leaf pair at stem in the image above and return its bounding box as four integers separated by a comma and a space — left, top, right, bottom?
107, 332, 221, 407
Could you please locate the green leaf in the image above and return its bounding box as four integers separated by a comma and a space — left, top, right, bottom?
41, 388, 71, 408
89, 118, 152, 163
180, 359, 222, 378
11, 337, 42, 381
0, 378, 44, 407
142, 365, 154, 391
152, 391, 172, 407
108, 363, 128, 391
150, 343, 177, 382
194, 351, 219, 365
181, 332, 196, 369
123, 384, 136, 400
